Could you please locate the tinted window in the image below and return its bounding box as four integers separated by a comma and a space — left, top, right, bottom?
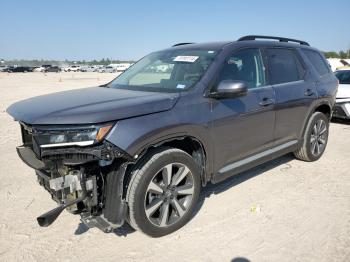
335, 70, 350, 84
303, 49, 329, 76
218, 48, 265, 89
266, 48, 305, 85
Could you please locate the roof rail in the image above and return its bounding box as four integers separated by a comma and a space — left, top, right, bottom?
172, 42, 194, 47
238, 35, 310, 46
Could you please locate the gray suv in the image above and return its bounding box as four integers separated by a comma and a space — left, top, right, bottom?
7, 35, 338, 237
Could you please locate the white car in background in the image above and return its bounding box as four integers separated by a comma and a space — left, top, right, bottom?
33, 64, 52, 72
98, 66, 116, 73
0, 65, 9, 72
63, 65, 80, 72
333, 70, 350, 119
80, 65, 99, 72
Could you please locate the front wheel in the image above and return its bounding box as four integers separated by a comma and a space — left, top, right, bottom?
294, 112, 329, 161
126, 147, 201, 237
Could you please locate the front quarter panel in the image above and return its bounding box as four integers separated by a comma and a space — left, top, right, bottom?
105, 91, 214, 171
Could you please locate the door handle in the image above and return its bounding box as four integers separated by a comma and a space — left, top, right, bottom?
304, 89, 314, 96
259, 98, 275, 106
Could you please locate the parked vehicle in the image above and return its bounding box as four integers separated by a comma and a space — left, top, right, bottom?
80, 66, 99, 72
63, 65, 80, 72
98, 66, 116, 73
44, 66, 61, 73
0, 65, 9, 72
333, 70, 350, 119
7, 35, 338, 237
34, 64, 52, 72
7, 66, 33, 73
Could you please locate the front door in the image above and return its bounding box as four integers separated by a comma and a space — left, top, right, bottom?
209, 48, 276, 175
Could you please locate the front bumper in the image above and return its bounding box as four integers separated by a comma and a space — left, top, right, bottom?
333, 99, 350, 119
16, 143, 130, 232
17, 146, 45, 170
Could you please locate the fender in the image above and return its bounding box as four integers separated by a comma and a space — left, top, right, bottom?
104, 109, 214, 177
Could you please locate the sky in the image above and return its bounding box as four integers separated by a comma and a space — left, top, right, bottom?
0, 0, 349, 61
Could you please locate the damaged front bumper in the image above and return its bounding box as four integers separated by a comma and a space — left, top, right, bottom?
17, 138, 133, 233
17, 145, 45, 170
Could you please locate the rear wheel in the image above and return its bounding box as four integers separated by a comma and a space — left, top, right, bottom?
126, 147, 201, 237
294, 112, 329, 161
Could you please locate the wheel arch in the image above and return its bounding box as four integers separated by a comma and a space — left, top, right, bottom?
313, 103, 332, 119
300, 100, 332, 138
131, 135, 208, 187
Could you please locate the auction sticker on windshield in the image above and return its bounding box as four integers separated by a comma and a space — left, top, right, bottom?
173, 56, 199, 63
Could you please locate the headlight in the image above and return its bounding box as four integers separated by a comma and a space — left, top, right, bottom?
37, 124, 113, 148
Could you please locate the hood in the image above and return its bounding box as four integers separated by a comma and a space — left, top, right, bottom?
7, 86, 179, 125
337, 84, 350, 99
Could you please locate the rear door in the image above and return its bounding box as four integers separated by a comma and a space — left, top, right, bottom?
265, 48, 316, 144
301, 49, 336, 100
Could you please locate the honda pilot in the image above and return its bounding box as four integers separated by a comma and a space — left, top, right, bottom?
7, 35, 338, 237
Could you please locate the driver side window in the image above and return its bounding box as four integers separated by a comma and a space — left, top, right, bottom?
218, 48, 266, 89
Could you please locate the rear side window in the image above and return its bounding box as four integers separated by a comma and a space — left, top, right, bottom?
266, 48, 305, 85
303, 49, 329, 76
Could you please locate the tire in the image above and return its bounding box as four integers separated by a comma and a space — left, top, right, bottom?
126, 147, 201, 237
294, 112, 329, 161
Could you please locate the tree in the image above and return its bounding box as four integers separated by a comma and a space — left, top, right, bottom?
324, 51, 340, 58
339, 51, 347, 59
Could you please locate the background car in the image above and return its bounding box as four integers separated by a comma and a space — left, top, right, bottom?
80, 65, 98, 72
63, 65, 80, 72
44, 66, 61, 73
98, 66, 116, 73
7, 66, 33, 73
333, 70, 350, 119
33, 64, 52, 72
0, 65, 9, 72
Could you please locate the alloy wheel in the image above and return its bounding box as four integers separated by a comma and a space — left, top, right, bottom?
144, 163, 194, 227
310, 119, 327, 156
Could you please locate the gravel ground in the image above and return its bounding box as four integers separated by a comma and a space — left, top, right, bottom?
0, 72, 349, 262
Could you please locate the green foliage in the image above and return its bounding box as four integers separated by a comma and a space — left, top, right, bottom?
324, 51, 340, 58
324, 49, 350, 59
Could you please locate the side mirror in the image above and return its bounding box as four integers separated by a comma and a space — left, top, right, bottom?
210, 80, 248, 99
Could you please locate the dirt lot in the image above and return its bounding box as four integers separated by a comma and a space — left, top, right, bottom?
0, 72, 349, 262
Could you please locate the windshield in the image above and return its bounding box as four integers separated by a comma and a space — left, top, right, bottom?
335, 70, 350, 84
108, 49, 218, 92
